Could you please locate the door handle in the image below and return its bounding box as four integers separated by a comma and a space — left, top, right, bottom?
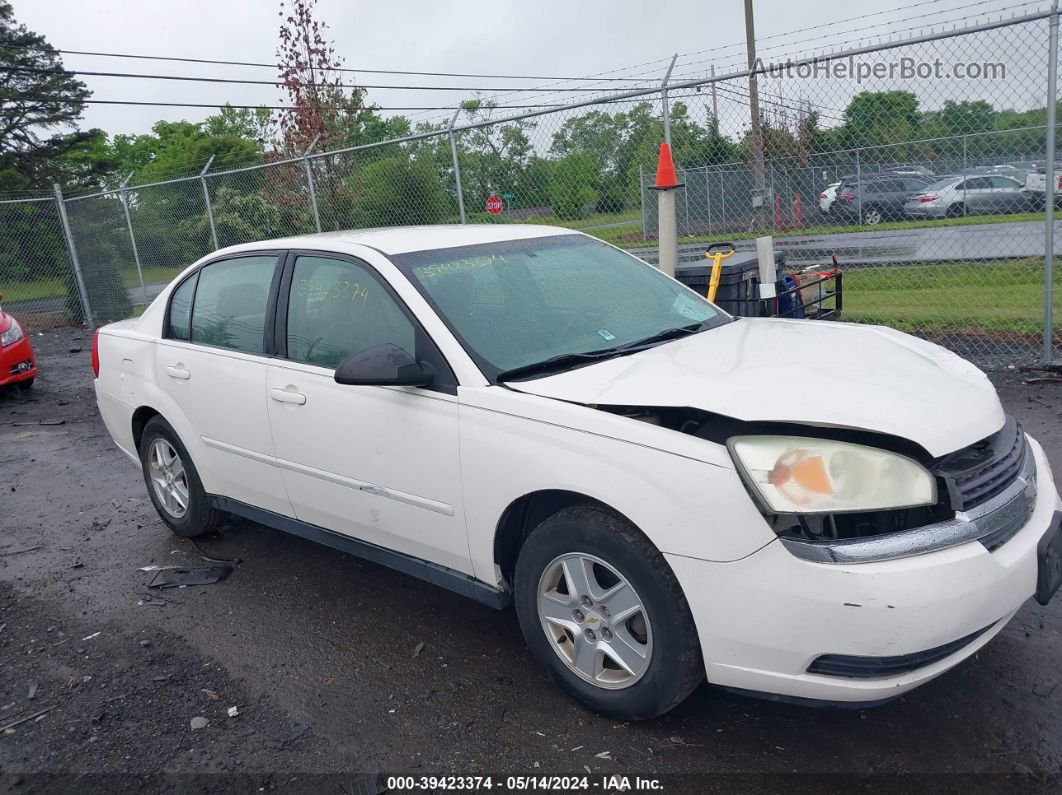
270, 387, 307, 405
166, 365, 191, 380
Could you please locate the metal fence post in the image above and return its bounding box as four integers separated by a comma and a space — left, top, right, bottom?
1045, 0, 1060, 364
303, 134, 322, 234
855, 149, 863, 223
661, 54, 679, 146
639, 163, 647, 240
448, 109, 467, 224
119, 172, 148, 304
52, 183, 94, 331
200, 155, 218, 250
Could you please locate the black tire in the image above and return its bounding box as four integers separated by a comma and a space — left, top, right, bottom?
513, 504, 703, 720
17, 378, 34, 392
860, 205, 883, 225
139, 416, 223, 538
946, 202, 966, 219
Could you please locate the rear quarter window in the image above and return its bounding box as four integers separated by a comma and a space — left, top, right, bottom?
167, 273, 197, 341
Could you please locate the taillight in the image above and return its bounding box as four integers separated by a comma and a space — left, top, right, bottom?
841, 193, 855, 201
818, 192, 826, 199
919, 195, 938, 203
91, 328, 100, 377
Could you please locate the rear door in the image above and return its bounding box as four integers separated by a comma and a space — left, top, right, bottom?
157, 252, 292, 517
263, 251, 471, 574
989, 175, 1024, 212
959, 176, 995, 213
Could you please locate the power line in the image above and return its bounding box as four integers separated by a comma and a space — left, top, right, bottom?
1, 65, 655, 92
6, 45, 653, 82
14, 97, 597, 111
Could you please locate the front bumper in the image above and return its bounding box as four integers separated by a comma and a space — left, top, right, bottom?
0, 335, 37, 386
667, 436, 1062, 704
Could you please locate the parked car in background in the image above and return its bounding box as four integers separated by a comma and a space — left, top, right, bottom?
818, 181, 841, 214
1024, 162, 1062, 208
905, 174, 1034, 219
832, 173, 934, 224
91, 226, 1062, 720
0, 294, 37, 391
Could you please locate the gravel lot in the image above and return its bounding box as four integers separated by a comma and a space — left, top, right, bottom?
2, 328, 1061, 790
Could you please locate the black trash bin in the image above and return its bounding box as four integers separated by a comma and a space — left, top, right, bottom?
674, 250, 781, 317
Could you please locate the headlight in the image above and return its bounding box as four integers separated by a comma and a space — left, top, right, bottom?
1, 319, 23, 347
728, 435, 937, 514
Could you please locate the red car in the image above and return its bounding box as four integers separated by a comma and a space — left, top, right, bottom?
0, 295, 37, 390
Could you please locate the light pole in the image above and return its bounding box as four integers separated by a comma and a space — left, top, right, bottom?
744, 0, 768, 230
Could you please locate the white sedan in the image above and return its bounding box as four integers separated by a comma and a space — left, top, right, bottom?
92, 225, 1062, 719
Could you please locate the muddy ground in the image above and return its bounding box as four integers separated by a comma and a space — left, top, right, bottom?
1, 328, 1061, 792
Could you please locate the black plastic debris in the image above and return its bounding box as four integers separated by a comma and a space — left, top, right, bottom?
147, 565, 233, 589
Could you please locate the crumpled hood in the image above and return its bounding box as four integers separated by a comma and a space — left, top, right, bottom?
506, 318, 1004, 458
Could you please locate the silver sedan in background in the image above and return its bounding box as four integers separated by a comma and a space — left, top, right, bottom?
905, 174, 1035, 219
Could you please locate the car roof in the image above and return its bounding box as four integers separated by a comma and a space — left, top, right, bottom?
211, 224, 574, 258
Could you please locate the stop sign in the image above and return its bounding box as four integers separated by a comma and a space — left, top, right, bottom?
485, 195, 504, 215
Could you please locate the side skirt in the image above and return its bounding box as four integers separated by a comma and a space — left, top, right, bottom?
212, 496, 511, 610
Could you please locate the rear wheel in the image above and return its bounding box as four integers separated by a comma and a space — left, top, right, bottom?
139, 416, 223, 538
861, 206, 883, 225
514, 504, 703, 720
946, 202, 966, 218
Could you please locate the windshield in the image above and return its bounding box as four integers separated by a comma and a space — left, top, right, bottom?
392, 234, 727, 378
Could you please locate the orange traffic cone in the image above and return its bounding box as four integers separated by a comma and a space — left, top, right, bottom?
651, 142, 683, 190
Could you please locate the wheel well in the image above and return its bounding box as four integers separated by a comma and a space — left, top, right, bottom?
493, 490, 611, 589
131, 406, 160, 454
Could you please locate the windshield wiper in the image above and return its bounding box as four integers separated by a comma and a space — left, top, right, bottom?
496, 323, 708, 383
614, 322, 705, 352
496, 349, 623, 382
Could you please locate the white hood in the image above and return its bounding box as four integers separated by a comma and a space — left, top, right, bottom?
506, 318, 1004, 458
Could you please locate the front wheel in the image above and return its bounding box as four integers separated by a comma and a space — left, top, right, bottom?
514, 504, 704, 720
139, 416, 223, 538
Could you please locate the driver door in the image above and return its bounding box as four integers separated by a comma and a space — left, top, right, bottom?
264, 252, 470, 574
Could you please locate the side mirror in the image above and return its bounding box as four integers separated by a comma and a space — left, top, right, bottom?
334, 343, 435, 387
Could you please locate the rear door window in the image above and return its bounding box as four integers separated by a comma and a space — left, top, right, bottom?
189, 255, 278, 354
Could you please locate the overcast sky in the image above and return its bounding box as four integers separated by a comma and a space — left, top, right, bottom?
15, 0, 1051, 138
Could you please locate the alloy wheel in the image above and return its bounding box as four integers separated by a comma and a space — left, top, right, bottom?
148, 438, 190, 519
537, 552, 653, 689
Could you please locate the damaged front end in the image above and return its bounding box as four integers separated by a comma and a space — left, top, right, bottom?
596, 405, 1035, 564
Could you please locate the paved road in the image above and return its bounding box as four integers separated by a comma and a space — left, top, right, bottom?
6, 281, 167, 319
2, 331, 1061, 784
629, 219, 1060, 266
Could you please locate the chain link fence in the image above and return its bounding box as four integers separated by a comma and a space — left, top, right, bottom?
1, 9, 1059, 366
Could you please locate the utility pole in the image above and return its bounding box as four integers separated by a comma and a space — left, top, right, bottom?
710, 64, 719, 132
744, 0, 768, 230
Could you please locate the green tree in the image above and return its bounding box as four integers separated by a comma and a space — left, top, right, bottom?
548, 151, 601, 220
352, 155, 449, 228
0, 1, 92, 191
839, 91, 921, 161
181, 186, 286, 249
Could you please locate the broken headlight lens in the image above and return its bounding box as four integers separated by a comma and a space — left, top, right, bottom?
1, 319, 23, 347
728, 436, 937, 515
